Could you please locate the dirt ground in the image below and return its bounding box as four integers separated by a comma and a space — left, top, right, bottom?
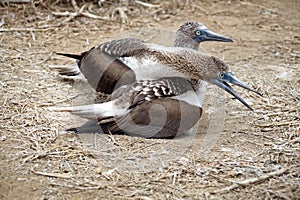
0, 0, 299, 199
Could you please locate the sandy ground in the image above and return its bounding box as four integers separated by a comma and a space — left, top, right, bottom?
0, 0, 299, 199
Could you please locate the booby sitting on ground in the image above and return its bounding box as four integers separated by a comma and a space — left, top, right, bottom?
52, 37, 261, 138
51, 22, 235, 138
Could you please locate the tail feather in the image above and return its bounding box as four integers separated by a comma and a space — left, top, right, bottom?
49, 104, 107, 119
49, 64, 81, 76
48, 101, 128, 120
56, 52, 83, 60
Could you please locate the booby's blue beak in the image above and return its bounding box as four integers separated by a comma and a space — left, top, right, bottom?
212, 72, 262, 111
195, 29, 233, 43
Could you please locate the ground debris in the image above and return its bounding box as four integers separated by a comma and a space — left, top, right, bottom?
0, 0, 299, 199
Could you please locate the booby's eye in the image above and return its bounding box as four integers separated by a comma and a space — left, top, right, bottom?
219, 72, 225, 78
195, 30, 201, 36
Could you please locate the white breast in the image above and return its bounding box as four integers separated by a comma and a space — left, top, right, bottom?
121, 57, 185, 80
171, 81, 206, 107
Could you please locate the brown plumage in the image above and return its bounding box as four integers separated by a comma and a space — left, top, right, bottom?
52, 44, 261, 138
51, 22, 262, 139
59, 77, 202, 139
110, 98, 202, 139
55, 22, 233, 95
66, 37, 228, 83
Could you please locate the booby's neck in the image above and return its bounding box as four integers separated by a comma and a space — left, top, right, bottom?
174, 33, 200, 50
173, 37, 206, 107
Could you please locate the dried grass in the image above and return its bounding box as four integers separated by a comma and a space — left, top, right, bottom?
0, 0, 299, 199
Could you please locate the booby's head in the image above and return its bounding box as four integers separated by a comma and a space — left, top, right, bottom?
194, 56, 262, 111
174, 21, 233, 49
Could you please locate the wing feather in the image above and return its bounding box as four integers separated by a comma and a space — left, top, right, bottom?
109, 98, 202, 138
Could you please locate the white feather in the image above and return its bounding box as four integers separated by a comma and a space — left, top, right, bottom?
171, 81, 206, 107
121, 57, 185, 80
50, 99, 129, 120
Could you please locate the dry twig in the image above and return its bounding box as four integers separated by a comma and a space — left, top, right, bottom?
52, 0, 108, 22
32, 170, 73, 178
3, 0, 31, 3
212, 167, 289, 194
0, 27, 58, 32
135, 0, 159, 8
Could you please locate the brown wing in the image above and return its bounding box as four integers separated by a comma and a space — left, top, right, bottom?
79, 49, 136, 94
109, 98, 202, 139
57, 38, 148, 94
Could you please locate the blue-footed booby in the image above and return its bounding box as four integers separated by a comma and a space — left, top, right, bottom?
51, 22, 236, 138
54, 22, 233, 94
52, 36, 261, 138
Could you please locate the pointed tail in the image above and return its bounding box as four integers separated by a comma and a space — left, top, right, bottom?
49, 64, 81, 76
56, 52, 83, 60
48, 100, 127, 120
